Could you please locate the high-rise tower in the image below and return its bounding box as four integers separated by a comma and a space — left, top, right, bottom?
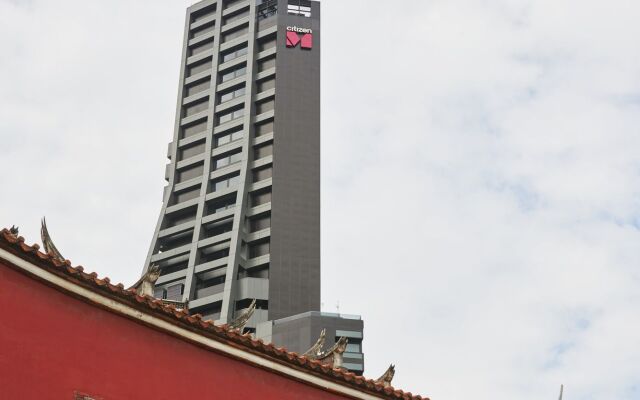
144, 0, 364, 374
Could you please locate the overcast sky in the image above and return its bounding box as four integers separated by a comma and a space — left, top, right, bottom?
2, 0, 640, 399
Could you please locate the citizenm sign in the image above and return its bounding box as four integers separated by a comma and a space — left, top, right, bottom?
286, 26, 313, 49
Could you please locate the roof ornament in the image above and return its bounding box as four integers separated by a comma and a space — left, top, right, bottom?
303, 328, 327, 358
375, 364, 396, 387
303, 329, 349, 369
128, 265, 161, 297
228, 299, 256, 333
9, 225, 19, 237
40, 217, 65, 261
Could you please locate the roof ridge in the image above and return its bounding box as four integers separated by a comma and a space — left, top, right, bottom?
0, 228, 426, 400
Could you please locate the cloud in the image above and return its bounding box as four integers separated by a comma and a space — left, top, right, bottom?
1, 0, 640, 399
322, 0, 640, 398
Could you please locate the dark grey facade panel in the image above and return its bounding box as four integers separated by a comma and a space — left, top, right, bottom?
144, 0, 321, 326
270, 312, 365, 374
143, 0, 365, 374
270, 0, 321, 321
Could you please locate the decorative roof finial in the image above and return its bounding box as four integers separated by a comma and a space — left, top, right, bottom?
128, 265, 161, 297
228, 299, 256, 333
303, 328, 326, 358
40, 217, 64, 261
9, 225, 19, 237
375, 364, 396, 387
303, 329, 349, 369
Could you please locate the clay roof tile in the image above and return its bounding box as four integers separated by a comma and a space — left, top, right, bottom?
0, 228, 427, 400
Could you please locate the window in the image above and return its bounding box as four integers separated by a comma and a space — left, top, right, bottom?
195, 273, 226, 299
194, 301, 223, 321
184, 98, 209, 117
206, 194, 237, 214
216, 128, 244, 146
159, 260, 188, 277
182, 119, 207, 138
201, 240, 231, 259
185, 79, 211, 97
251, 190, 271, 206
335, 330, 363, 339
174, 187, 200, 204
222, 24, 248, 43
258, 36, 276, 52
257, 78, 275, 93
287, 0, 311, 17
257, 0, 277, 21
254, 143, 273, 159
345, 342, 362, 353
158, 229, 193, 251
219, 85, 246, 103
217, 107, 244, 125
221, 45, 248, 63
190, 21, 215, 39
250, 214, 271, 232
187, 58, 213, 77
223, 8, 249, 24
249, 240, 270, 258
191, 4, 216, 23
221, 65, 247, 82
223, 0, 243, 10
166, 282, 185, 300
154, 281, 186, 300
238, 264, 269, 279
179, 141, 206, 160
176, 163, 204, 183
212, 172, 240, 192
342, 362, 363, 373
256, 99, 274, 114
203, 218, 233, 238
190, 38, 214, 56
255, 120, 274, 137
258, 56, 276, 72
214, 150, 243, 170
165, 207, 197, 226
200, 247, 230, 263
252, 166, 272, 182
235, 298, 268, 311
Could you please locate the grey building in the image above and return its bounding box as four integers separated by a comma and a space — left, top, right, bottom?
143, 0, 364, 374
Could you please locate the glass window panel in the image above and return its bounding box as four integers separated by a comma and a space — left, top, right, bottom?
345, 343, 361, 353
233, 109, 245, 119
215, 157, 230, 169
255, 120, 274, 137
220, 92, 234, 103
231, 130, 244, 141
230, 152, 243, 163
217, 134, 231, 145
187, 59, 213, 77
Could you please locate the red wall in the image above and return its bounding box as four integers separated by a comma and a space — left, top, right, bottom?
0, 261, 351, 399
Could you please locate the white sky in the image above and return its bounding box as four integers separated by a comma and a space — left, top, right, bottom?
2, 1, 640, 399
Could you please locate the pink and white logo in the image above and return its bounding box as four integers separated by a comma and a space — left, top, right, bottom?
286, 26, 313, 49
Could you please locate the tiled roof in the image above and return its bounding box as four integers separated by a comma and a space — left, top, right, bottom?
0, 228, 427, 400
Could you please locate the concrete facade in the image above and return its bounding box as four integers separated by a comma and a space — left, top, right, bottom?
258, 311, 365, 375
144, 0, 364, 373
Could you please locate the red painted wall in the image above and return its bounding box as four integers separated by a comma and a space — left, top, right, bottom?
0, 261, 351, 399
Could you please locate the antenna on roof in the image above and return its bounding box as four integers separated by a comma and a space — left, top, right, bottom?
558, 384, 564, 400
